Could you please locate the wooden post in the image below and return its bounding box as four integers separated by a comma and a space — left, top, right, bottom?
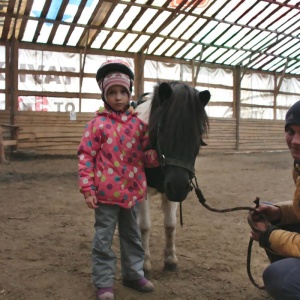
134, 52, 145, 101
0, 126, 8, 164
233, 65, 241, 151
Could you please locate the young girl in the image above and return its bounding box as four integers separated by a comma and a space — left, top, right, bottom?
78, 59, 159, 300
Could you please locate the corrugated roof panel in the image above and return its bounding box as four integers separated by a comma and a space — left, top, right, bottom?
224, 50, 245, 65
240, 53, 260, 66
37, 24, 52, 43
147, 36, 164, 54
266, 36, 292, 53
116, 33, 138, 51
160, 14, 185, 36
289, 48, 300, 59
282, 43, 300, 58
135, 0, 148, 4
181, 18, 206, 40
214, 25, 241, 46
201, 23, 231, 44
91, 30, 110, 49
206, 0, 232, 18
237, 2, 269, 25
53, 24, 70, 44
30, 0, 46, 18
239, 29, 264, 49
224, 27, 251, 47
225, 0, 257, 23
154, 39, 174, 56
103, 32, 125, 50
201, 46, 218, 61
231, 51, 253, 66
129, 35, 150, 52
106, 4, 127, 28
274, 38, 299, 56
22, 20, 38, 42
146, 10, 171, 34
152, 0, 168, 7
260, 6, 289, 29
215, 49, 238, 64
251, 33, 276, 51
170, 15, 196, 38
118, 6, 141, 30
267, 58, 287, 71
193, 20, 219, 42
291, 69, 300, 75
288, 62, 300, 74
0, 0, 299, 75
278, 11, 300, 33
248, 3, 279, 27
205, 48, 228, 63
132, 8, 158, 31
268, 9, 298, 31
165, 41, 185, 57
67, 27, 84, 46
286, 20, 300, 35
60, 1, 80, 23
175, 43, 195, 59
185, 44, 203, 60
250, 55, 273, 69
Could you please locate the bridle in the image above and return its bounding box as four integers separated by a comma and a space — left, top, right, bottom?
156, 122, 195, 175
156, 122, 266, 290
155, 121, 197, 227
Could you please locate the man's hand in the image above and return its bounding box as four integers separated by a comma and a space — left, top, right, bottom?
253, 204, 282, 223
248, 206, 276, 242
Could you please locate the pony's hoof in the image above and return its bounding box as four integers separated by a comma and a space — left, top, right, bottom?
163, 263, 178, 272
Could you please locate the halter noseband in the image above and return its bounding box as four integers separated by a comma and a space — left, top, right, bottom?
156, 122, 195, 175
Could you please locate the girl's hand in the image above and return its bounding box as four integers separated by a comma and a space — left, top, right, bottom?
85, 196, 98, 209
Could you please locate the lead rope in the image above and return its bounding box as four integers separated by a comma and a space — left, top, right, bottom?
190, 175, 265, 289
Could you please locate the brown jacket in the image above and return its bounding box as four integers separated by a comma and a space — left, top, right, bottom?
268, 168, 300, 256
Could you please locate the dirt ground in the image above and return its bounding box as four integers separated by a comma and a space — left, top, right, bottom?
0, 150, 295, 300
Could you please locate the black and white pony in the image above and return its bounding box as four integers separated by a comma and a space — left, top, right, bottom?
135, 81, 210, 276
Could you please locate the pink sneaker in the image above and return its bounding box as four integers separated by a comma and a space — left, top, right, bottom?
122, 277, 154, 293
96, 287, 114, 300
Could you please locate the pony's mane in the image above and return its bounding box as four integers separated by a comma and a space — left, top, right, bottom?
148, 81, 209, 156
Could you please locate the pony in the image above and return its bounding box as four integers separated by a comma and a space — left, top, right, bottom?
135, 81, 210, 277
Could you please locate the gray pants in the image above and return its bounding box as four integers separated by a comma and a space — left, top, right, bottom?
263, 223, 300, 300
92, 203, 144, 288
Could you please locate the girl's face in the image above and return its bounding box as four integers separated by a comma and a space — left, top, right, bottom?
286, 124, 300, 161
106, 85, 130, 112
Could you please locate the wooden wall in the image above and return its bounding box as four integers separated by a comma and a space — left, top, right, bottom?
0, 111, 287, 156
14, 111, 94, 156
203, 118, 286, 153
0, 111, 10, 125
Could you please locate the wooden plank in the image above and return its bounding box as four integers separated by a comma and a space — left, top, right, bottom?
3, 140, 17, 146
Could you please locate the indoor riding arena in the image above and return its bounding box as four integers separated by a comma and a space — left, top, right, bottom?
0, 1, 300, 300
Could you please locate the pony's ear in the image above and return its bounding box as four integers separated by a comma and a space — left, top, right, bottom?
199, 90, 210, 107
158, 82, 173, 103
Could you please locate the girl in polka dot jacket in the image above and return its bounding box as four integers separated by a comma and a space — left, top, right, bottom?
77, 60, 159, 300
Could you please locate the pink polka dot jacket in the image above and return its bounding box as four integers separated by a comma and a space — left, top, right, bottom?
78, 108, 159, 208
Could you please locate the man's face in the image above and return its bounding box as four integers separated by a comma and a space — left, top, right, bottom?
286, 124, 300, 160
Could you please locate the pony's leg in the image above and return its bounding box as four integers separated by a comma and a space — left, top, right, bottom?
137, 192, 152, 278
161, 193, 178, 272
